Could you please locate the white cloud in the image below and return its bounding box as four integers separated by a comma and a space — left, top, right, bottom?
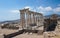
38, 6, 44, 10
53, 7, 60, 13
38, 6, 60, 14
23, 6, 38, 12
45, 7, 52, 11
12, 5, 59, 14
10, 10, 20, 13
24, 6, 30, 9
37, 6, 53, 14
38, 6, 52, 12
39, 11, 44, 14
24, 6, 32, 10
58, 4, 60, 6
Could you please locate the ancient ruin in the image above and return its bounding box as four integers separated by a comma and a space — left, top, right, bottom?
0, 8, 60, 38
20, 8, 44, 30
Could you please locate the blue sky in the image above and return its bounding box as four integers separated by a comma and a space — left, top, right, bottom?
0, 0, 60, 21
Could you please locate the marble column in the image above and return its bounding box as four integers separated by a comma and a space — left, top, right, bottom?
20, 11, 25, 29
25, 13, 28, 28
27, 12, 31, 25
34, 14, 36, 24
33, 13, 35, 24
37, 15, 39, 26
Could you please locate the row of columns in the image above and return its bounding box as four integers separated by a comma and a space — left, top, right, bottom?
20, 9, 44, 29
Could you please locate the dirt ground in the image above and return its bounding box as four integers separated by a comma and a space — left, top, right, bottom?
0, 28, 43, 38
0, 28, 18, 35
13, 33, 43, 38
0, 27, 60, 38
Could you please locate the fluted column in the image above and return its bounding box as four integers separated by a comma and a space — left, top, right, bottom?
37, 14, 40, 26
38, 15, 40, 26
33, 13, 35, 23
30, 13, 32, 24
20, 11, 25, 29
35, 14, 37, 25
27, 12, 31, 25
34, 14, 36, 24
39, 15, 40, 26
36, 14, 38, 26
25, 13, 28, 28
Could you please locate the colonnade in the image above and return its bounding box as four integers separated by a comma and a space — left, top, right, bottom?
20, 8, 44, 29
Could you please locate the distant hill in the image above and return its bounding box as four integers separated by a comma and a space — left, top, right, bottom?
0, 19, 20, 24
45, 14, 60, 18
